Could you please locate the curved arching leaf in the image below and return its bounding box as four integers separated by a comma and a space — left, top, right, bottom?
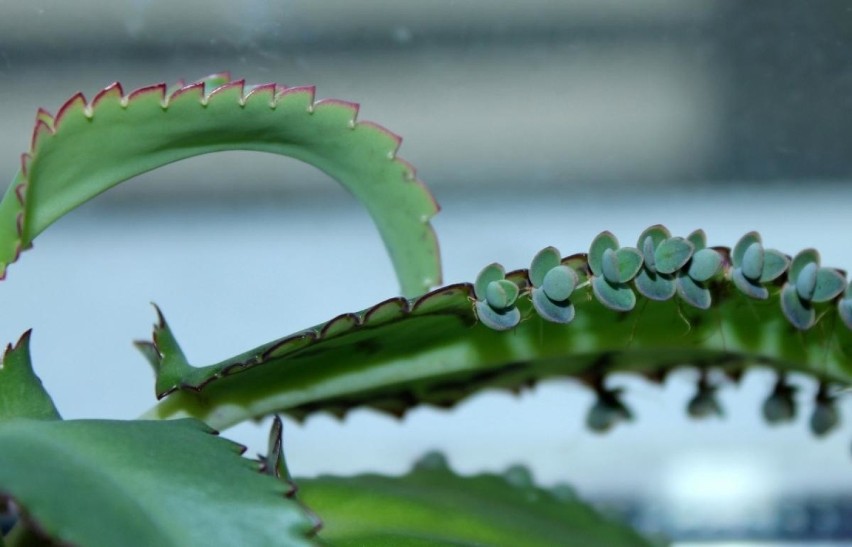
0, 74, 440, 297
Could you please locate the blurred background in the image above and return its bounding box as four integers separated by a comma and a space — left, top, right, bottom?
1, 1, 851, 544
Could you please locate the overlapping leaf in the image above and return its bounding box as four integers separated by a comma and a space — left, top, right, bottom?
297, 453, 654, 547
0, 419, 315, 546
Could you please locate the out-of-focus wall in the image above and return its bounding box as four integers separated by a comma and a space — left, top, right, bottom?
2, 1, 850, 205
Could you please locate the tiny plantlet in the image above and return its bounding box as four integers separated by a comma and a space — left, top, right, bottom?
0, 74, 849, 546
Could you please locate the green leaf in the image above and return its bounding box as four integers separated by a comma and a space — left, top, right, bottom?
654, 237, 693, 275
686, 229, 707, 250
636, 225, 670, 272
542, 264, 577, 302
0, 419, 314, 547
637, 225, 670, 249
474, 263, 506, 302
759, 249, 790, 283
812, 268, 846, 303
140, 229, 852, 430
615, 247, 643, 283
298, 453, 654, 547
601, 248, 621, 284
741, 242, 764, 281
781, 283, 815, 330
0, 331, 61, 421
676, 275, 712, 310
790, 248, 820, 281
634, 269, 676, 301
0, 75, 440, 297
475, 300, 521, 331
795, 262, 818, 301
687, 248, 722, 282
588, 231, 619, 277
531, 287, 576, 324
485, 279, 519, 311
732, 231, 761, 268
592, 276, 636, 312
732, 267, 769, 300
529, 247, 561, 288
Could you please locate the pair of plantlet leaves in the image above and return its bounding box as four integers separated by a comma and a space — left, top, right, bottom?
730, 232, 790, 300
590, 226, 723, 312
474, 263, 522, 330
779, 249, 846, 330
530, 246, 579, 324
474, 248, 580, 329
635, 226, 722, 310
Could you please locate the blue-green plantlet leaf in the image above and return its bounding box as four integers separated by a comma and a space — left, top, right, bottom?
474, 263, 505, 301
759, 249, 790, 283
475, 300, 521, 331
790, 248, 821, 280
601, 247, 621, 284
762, 377, 797, 424
0, 419, 315, 547
586, 388, 633, 433
634, 269, 676, 301
485, 279, 519, 311
542, 264, 577, 302
0, 75, 440, 297
732, 231, 761, 267
812, 268, 846, 303
687, 229, 707, 250
810, 386, 840, 437
783, 250, 845, 321
741, 241, 765, 281
615, 247, 643, 283
637, 224, 671, 272
687, 247, 722, 282
638, 225, 671, 248
0, 331, 61, 421
531, 287, 576, 324
810, 401, 840, 437
297, 453, 654, 547
592, 276, 636, 312
796, 262, 819, 301
687, 379, 723, 419
641, 236, 657, 272
781, 283, 816, 330
732, 267, 769, 300
654, 237, 693, 275
529, 246, 561, 288
588, 231, 619, 277
676, 275, 712, 310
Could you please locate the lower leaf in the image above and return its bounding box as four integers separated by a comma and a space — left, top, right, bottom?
0, 419, 315, 546
297, 453, 656, 547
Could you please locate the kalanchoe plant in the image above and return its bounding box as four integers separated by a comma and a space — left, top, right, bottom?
1, 74, 852, 545
529, 246, 580, 324
588, 231, 643, 312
